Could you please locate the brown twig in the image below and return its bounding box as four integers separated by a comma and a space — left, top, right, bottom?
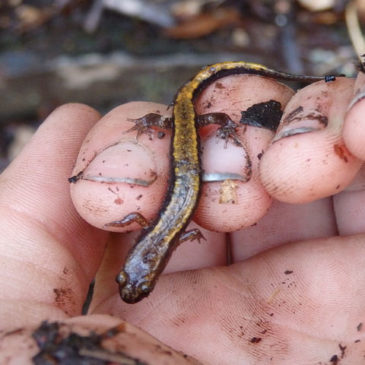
345, 0, 365, 66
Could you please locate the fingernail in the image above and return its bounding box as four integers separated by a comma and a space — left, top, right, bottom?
82, 141, 157, 186
347, 72, 365, 111
201, 135, 252, 183
347, 91, 365, 111
273, 106, 328, 142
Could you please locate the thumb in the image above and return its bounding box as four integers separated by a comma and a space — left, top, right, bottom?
0, 104, 107, 327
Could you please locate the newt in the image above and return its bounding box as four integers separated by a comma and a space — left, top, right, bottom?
71, 61, 332, 304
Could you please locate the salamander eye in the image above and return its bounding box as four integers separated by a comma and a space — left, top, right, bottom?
116, 271, 128, 287
138, 282, 151, 295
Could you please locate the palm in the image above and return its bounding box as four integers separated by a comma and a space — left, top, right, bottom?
87, 197, 365, 364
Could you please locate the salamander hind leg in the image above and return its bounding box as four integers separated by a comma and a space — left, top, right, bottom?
126, 113, 173, 138
197, 113, 241, 146
179, 228, 206, 243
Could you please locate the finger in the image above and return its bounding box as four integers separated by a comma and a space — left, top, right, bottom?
194, 74, 295, 232
332, 72, 365, 235
0, 314, 199, 364
160, 75, 295, 277
260, 77, 362, 203
0, 104, 106, 327
70, 102, 172, 232
343, 72, 365, 159
97, 235, 365, 364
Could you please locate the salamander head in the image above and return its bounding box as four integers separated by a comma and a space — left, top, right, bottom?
116, 271, 153, 304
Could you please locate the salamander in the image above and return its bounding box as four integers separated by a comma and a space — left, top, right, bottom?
77, 61, 331, 304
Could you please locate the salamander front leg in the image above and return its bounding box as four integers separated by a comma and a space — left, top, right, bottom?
106, 212, 205, 244
197, 113, 241, 146
104, 212, 149, 228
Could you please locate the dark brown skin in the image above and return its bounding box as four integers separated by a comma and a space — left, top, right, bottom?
96, 61, 330, 304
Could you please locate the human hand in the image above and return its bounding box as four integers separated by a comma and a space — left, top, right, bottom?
1, 71, 365, 364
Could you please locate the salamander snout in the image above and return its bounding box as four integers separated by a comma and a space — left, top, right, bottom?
116, 270, 152, 304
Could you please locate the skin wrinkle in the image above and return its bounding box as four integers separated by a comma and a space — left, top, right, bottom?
1, 262, 84, 318
125, 297, 169, 325
213, 270, 255, 299
0, 203, 90, 282
210, 275, 361, 353
145, 269, 333, 363
0, 206, 91, 317
1, 251, 64, 285
87, 293, 113, 315
0, 176, 85, 243
330, 196, 340, 235
113, 286, 177, 324
217, 263, 311, 322
114, 271, 214, 323
265, 320, 360, 344
1, 298, 68, 316
0, 299, 69, 328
